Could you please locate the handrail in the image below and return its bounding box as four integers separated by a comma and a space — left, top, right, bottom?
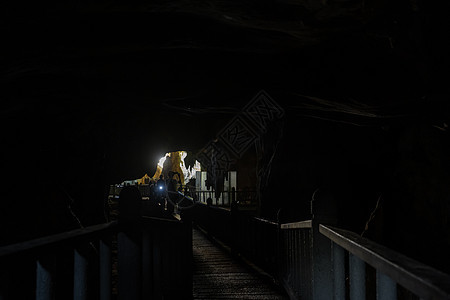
320, 224, 450, 299
253, 217, 278, 226
141, 215, 185, 224
0, 221, 118, 258
0, 186, 194, 300
280, 220, 312, 229
195, 201, 231, 212
194, 190, 257, 207
190, 188, 450, 300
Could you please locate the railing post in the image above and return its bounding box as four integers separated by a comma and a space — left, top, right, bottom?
311, 189, 337, 300
376, 270, 396, 300
349, 253, 366, 300
275, 208, 283, 284
152, 229, 163, 299
36, 257, 55, 300
74, 247, 89, 300
100, 237, 112, 300
332, 243, 345, 300
231, 187, 236, 209
141, 230, 152, 299
230, 189, 239, 255
118, 186, 142, 300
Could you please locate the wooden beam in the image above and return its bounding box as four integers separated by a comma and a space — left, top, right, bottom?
320, 224, 450, 299
0, 222, 117, 259
280, 220, 312, 229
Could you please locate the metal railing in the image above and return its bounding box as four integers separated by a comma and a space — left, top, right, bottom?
188, 193, 450, 300
278, 220, 313, 299
234, 216, 278, 274
0, 222, 117, 300
0, 186, 192, 300
109, 184, 257, 209
194, 190, 257, 208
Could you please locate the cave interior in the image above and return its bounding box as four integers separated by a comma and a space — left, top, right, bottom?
2, 0, 450, 276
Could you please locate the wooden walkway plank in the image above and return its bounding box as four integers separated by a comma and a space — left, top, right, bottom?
192, 228, 288, 300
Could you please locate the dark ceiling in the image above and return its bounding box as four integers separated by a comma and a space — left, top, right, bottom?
3, 0, 448, 158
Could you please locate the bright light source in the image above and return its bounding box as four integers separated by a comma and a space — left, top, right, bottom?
157, 155, 168, 169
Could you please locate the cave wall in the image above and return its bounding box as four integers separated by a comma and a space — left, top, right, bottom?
262, 112, 450, 273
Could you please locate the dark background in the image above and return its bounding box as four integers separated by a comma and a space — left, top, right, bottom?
1, 0, 449, 275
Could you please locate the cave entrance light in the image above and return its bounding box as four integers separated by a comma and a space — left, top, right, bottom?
151, 151, 201, 185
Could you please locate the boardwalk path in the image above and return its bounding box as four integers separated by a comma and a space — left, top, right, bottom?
192, 228, 288, 299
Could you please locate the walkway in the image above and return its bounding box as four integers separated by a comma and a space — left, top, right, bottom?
192, 227, 288, 299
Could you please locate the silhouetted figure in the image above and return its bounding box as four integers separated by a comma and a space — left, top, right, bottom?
143, 182, 164, 217
157, 175, 165, 190
166, 171, 180, 214
156, 175, 166, 207
167, 172, 177, 193
186, 178, 197, 201
230, 187, 238, 212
